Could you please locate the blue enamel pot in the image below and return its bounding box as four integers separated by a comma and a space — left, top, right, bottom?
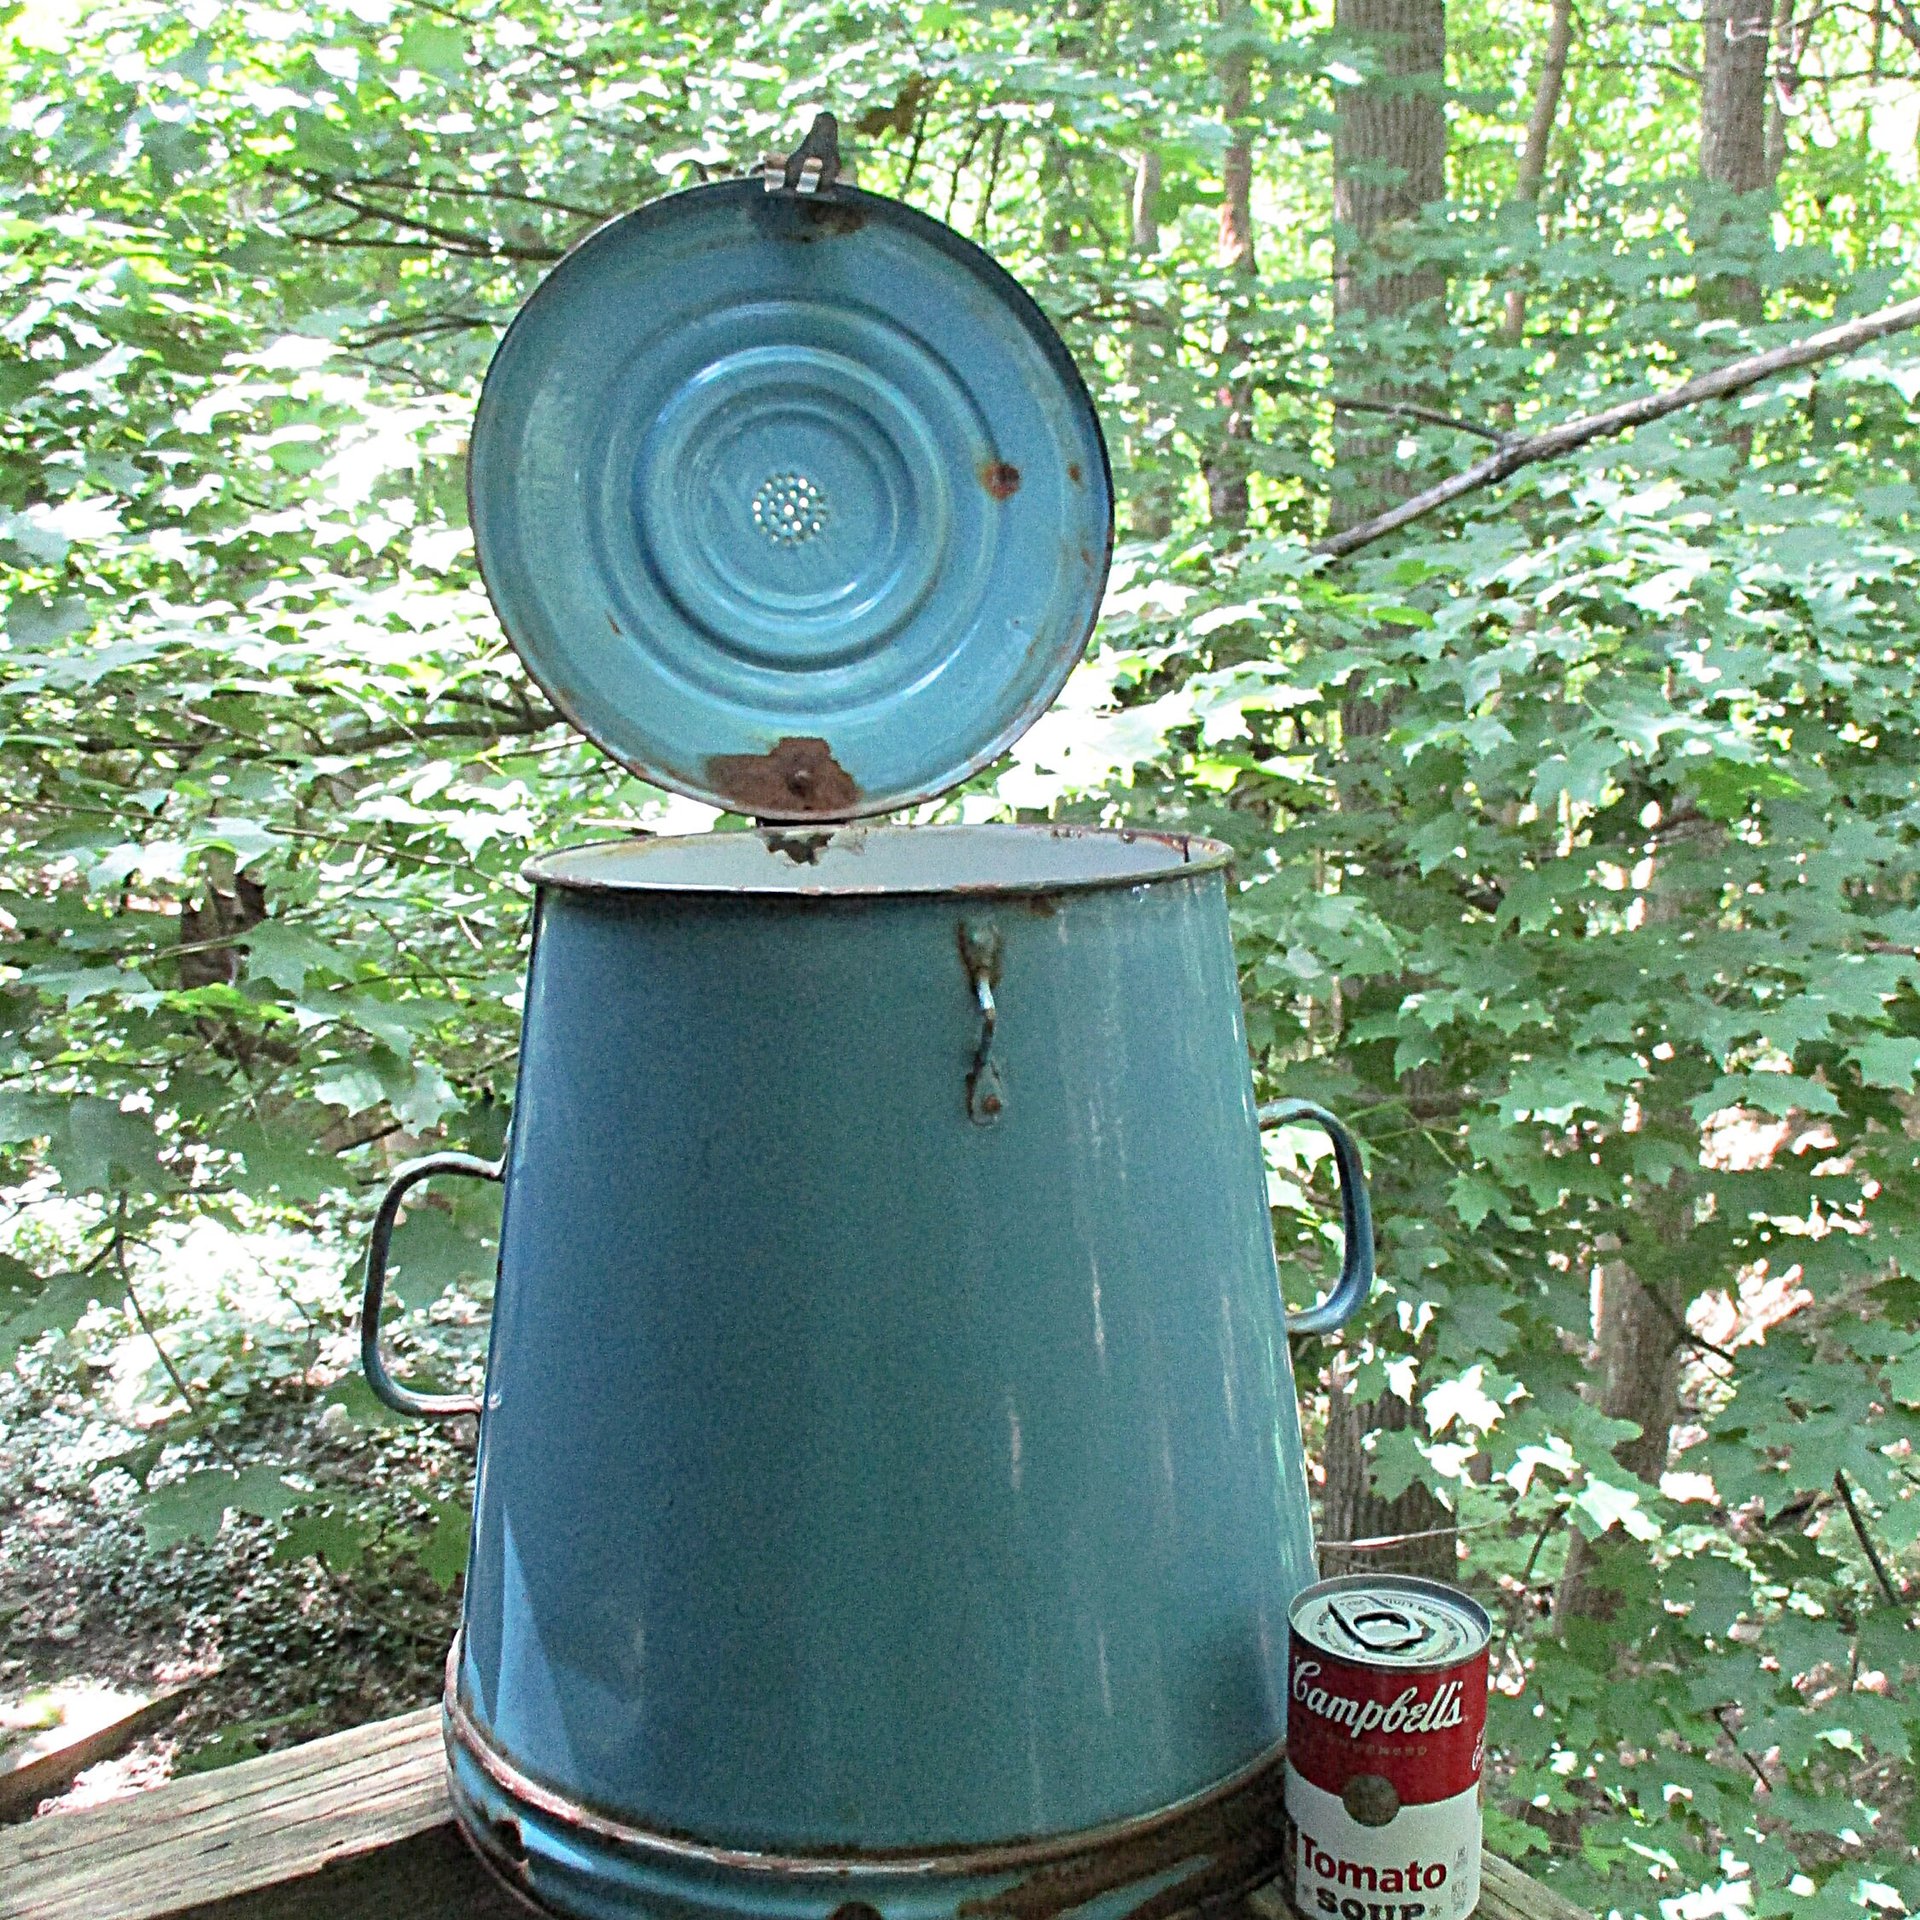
360, 822, 1373, 1920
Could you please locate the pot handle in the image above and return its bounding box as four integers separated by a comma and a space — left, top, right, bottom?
1258, 1100, 1375, 1338
360, 1150, 504, 1420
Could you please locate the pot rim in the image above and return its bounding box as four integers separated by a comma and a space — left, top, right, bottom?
523, 823, 1234, 899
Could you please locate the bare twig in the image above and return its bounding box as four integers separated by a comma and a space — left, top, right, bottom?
1332, 395, 1509, 442
280, 225, 562, 264
1629, 1271, 1744, 1369
975, 119, 1008, 239
114, 1212, 197, 1418
289, 178, 573, 260
113, 1205, 240, 1465
268, 163, 613, 221
1833, 1469, 1909, 1608
1319, 1518, 1498, 1551
1504, 0, 1575, 341
1314, 294, 1920, 558
1522, 1505, 1567, 1585
1885, 0, 1920, 50
1713, 1705, 1773, 1791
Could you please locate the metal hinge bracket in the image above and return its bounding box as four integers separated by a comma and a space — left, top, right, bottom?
959, 921, 1004, 1126
753, 112, 842, 197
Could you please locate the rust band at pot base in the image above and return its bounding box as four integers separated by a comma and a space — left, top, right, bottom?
442, 1645, 1291, 1920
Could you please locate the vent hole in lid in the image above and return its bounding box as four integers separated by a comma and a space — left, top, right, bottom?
751, 471, 830, 545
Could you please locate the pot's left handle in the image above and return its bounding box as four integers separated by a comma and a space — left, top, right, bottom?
360, 1151, 505, 1420
1258, 1099, 1375, 1338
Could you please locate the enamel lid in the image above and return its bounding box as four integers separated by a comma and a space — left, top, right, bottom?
468, 134, 1114, 822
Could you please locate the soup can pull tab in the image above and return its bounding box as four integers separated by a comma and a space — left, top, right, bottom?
1257, 1099, 1375, 1336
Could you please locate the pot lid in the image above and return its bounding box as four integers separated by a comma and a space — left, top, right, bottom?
469, 115, 1114, 823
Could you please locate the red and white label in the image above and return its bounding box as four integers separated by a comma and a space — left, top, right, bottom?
1285, 1771, 1480, 1920
1286, 1655, 1486, 1803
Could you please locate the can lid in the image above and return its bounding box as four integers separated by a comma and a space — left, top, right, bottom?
468, 115, 1114, 823
1289, 1576, 1492, 1670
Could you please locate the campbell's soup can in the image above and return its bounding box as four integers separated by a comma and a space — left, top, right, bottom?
1283, 1574, 1491, 1920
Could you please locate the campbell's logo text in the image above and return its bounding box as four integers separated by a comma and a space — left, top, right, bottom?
1292, 1661, 1466, 1741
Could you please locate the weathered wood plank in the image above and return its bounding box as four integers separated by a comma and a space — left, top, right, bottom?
0, 1688, 192, 1822
0, 1704, 446, 1920
1249, 1854, 1589, 1920
0, 1703, 1590, 1920
1483, 1854, 1592, 1920
171, 1826, 526, 1920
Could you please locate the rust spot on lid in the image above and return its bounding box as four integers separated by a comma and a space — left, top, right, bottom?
799, 199, 868, 237
980, 460, 1022, 500
706, 736, 859, 818
1068, 461, 1083, 484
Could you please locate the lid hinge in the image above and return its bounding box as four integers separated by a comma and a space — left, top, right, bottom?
753, 112, 842, 197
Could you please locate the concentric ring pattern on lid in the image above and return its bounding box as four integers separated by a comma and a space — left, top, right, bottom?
468, 174, 1114, 822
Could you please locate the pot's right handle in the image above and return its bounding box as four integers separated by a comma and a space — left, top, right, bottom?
1258, 1099, 1375, 1337
360, 1151, 504, 1420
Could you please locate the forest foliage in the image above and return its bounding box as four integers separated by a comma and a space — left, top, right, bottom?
1, 0, 1918, 1914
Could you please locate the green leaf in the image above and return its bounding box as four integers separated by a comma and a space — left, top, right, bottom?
412, 1498, 471, 1589
1850, 1036, 1920, 1091
1571, 1478, 1662, 1542
141, 1466, 306, 1549
46, 1097, 166, 1195
0, 1266, 126, 1366
384, 1202, 497, 1310
176, 1706, 323, 1776
274, 1503, 372, 1571
397, 19, 466, 77
243, 923, 353, 992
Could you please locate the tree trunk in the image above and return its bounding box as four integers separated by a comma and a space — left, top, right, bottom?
1558, 29, 1776, 1627
1207, 2, 1256, 530
1502, 0, 1573, 342
1556, 828, 1713, 1625
1698, 0, 1775, 320
1331, 0, 1448, 336
1128, 151, 1176, 541
1317, 0, 1454, 1584
1132, 148, 1161, 259
1702, 0, 1774, 195
1328, 0, 1449, 541
1322, 1361, 1454, 1581
1553, 1222, 1688, 1623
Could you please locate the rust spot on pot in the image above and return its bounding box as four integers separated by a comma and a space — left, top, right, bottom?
706, 737, 858, 818
1024, 893, 1060, 917
762, 828, 834, 866
606, 611, 621, 634
1068, 461, 1083, 484
958, 1748, 1288, 1920
980, 459, 1022, 500
800, 199, 868, 237
957, 920, 1003, 988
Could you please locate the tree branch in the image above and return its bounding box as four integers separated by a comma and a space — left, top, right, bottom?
269, 164, 614, 221
322, 707, 563, 755
1314, 294, 1920, 558
1833, 1468, 1908, 1607
1885, 0, 1920, 50
1332, 395, 1508, 442
279, 217, 563, 264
